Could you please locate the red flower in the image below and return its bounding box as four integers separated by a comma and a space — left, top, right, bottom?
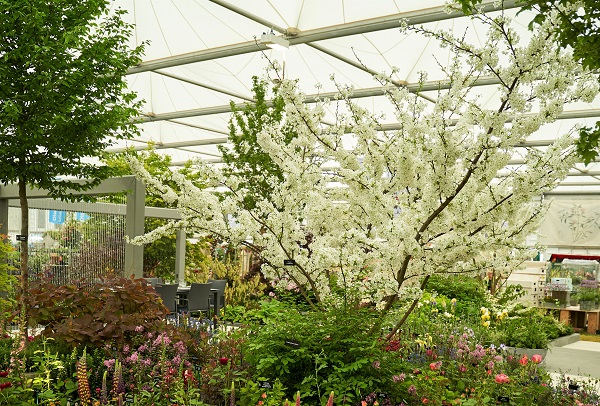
219, 357, 229, 365
531, 354, 543, 364
429, 361, 442, 371
0, 371, 8, 378
183, 369, 195, 385
495, 374, 510, 384
519, 355, 528, 366
0, 382, 12, 390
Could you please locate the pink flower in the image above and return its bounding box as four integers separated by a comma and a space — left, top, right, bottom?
372, 360, 381, 369
408, 385, 417, 395
429, 361, 442, 371
458, 365, 467, 373
519, 355, 528, 366
531, 354, 543, 364
495, 374, 510, 384
326, 391, 334, 406
392, 373, 405, 382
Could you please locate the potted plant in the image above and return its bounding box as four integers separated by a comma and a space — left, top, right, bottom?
569, 291, 579, 306
577, 288, 598, 311
542, 296, 564, 308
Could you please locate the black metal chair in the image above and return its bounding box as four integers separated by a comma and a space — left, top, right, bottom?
207, 279, 227, 309
144, 277, 163, 287
154, 284, 179, 315
179, 282, 214, 317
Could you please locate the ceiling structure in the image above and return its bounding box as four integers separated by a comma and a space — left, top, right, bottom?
107, 0, 600, 195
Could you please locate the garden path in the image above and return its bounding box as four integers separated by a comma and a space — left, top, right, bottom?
546, 340, 600, 390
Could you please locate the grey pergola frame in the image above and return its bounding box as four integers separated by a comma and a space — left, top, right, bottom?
0, 176, 187, 282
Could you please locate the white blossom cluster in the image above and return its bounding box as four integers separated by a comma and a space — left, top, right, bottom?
128, 11, 598, 310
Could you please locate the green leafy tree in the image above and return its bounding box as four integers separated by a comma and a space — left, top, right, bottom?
0, 0, 144, 337
219, 76, 297, 211
453, 0, 600, 163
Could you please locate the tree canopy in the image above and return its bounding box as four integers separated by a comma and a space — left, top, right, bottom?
0, 0, 144, 196
128, 9, 597, 329
453, 0, 600, 164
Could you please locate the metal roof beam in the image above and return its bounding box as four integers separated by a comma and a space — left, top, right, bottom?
134, 108, 600, 152
137, 76, 503, 123
155, 71, 254, 102
127, 0, 519, 75
107, 137, 229, 153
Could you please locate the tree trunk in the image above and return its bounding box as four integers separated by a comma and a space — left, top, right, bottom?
18, 177, 29, 339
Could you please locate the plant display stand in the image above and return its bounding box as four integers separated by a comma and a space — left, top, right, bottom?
559, 306, 600, 334
542, 301, 567, 309
579, 300, 598, 311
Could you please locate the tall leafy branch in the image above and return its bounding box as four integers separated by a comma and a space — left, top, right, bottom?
0, 0, 145, 339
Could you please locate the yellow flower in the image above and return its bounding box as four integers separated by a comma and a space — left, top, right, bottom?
482, 320, 490, 328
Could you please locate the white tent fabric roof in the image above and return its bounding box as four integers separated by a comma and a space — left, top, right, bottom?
107, 0, 600, 194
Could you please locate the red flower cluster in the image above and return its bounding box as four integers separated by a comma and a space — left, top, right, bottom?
0, 369, 11, 391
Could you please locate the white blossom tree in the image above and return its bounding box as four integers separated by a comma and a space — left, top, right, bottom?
128, 10, 597, 329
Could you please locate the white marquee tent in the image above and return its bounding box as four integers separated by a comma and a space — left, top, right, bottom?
108, 0, 600, 195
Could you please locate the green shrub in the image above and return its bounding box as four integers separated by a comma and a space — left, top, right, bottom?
424, 274, 489, 316
245, 303, 402, 404
186, 254, 267, 309
0, 234, 17, 332
492, 307, 573, 349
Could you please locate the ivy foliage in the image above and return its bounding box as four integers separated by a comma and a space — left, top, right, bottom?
453, 0, 600, 164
